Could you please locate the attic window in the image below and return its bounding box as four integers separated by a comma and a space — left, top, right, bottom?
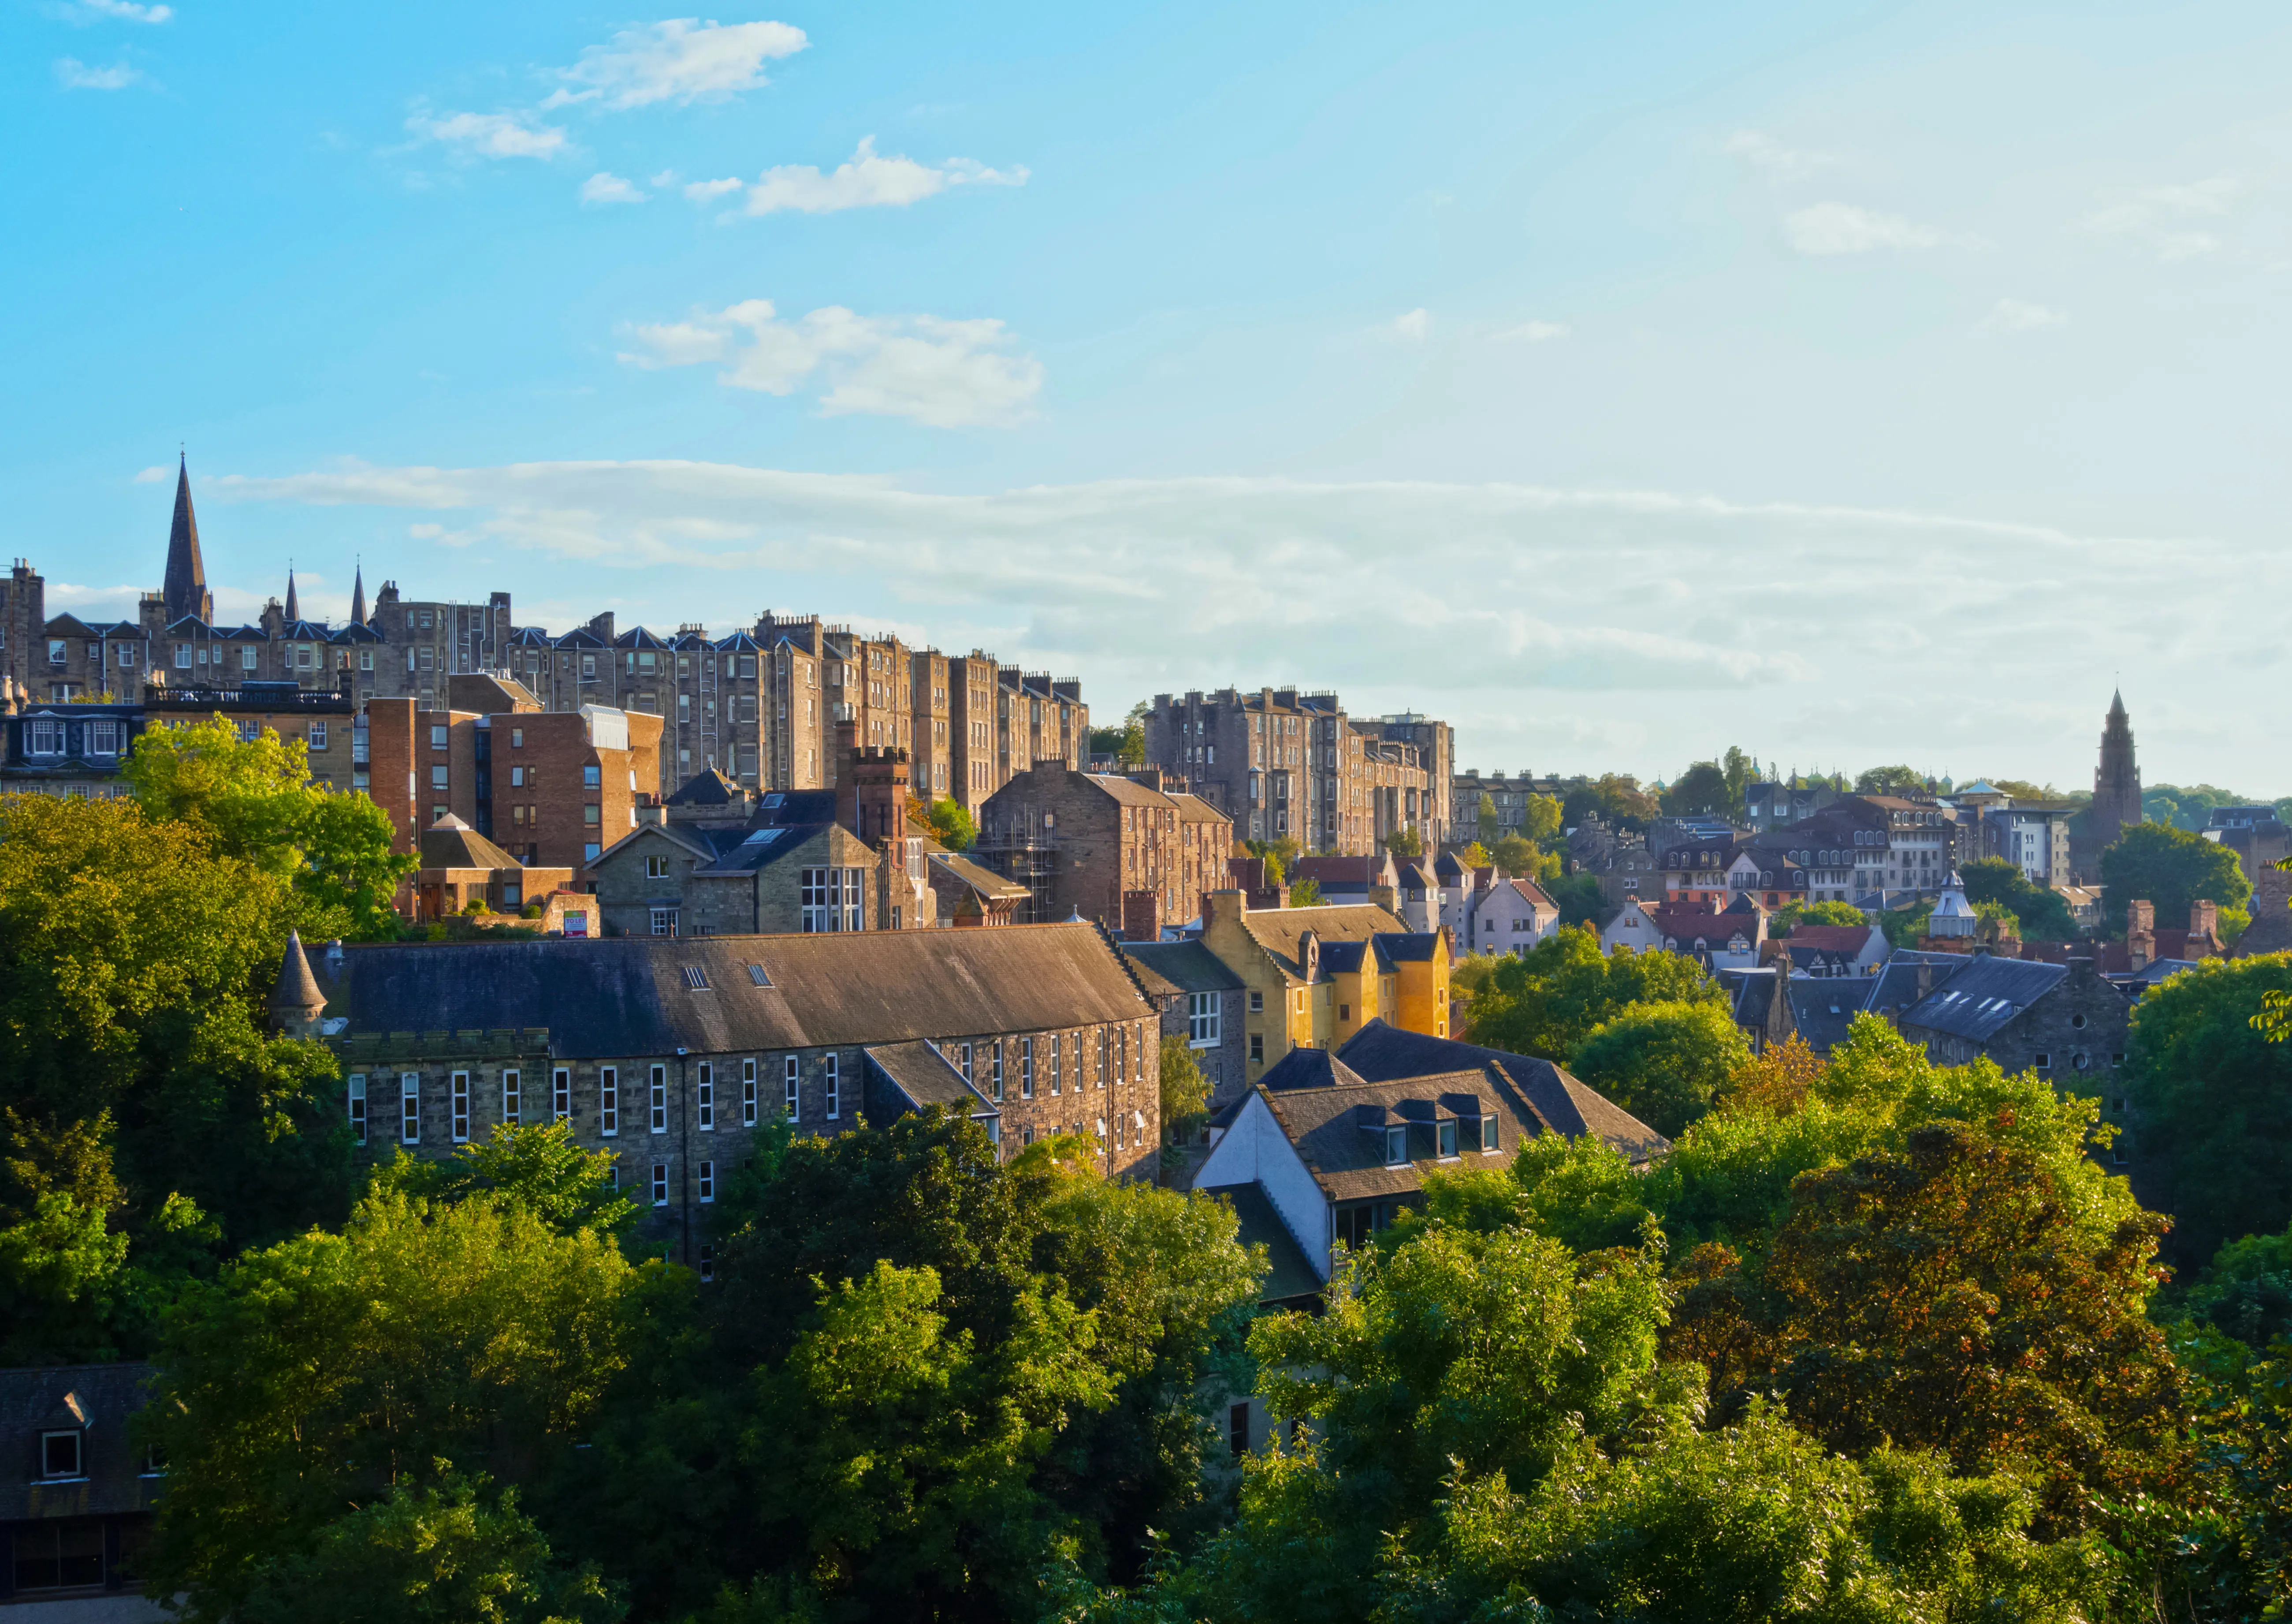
684, 966, 711, 991
41, 1430, 82, 1478
748, 964, 771, 987
1385, 1126, 1406, 1166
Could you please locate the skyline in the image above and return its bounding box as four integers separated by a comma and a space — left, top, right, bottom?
10, 1, 2290, 790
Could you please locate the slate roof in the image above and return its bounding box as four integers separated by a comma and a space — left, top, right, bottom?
0, 1362, 158, 1522
1778, 924, 1880, 956
665, 768, 744, 807
1786, 979, 1863, 1054
420, 815, 521, 872
1206, 1182, 1324, 1304
865, 1040, 996, 1115
930, 850, 1030, 901
1166, 791, 1228, 826
1240, 904, 1407, 979
1291, 854, 1397, 890
755, 789, 838, 827
1258, 1070, 1516, 1201
1121, 940, 1245, 999
1899, 956, 2068, 1042
689, 824, 826, 879
1257, 1046, 1372, 1091
1336, 1020, 1669, 1163
1378, 931, 1443, 962
315, 924, 1153, 1058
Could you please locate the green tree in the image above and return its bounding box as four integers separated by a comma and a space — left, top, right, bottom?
2177, 1222, 2292, 1350
1767, 898, 1865, 937
369, 1121, 637, 1240
1544, 869, 1604, 927
144, 1189, 644, 1622
1463, 925, 1723, 1061
923, 797, 977, 852
1722, 743, 1754, 820
1243, 836, 1298, 885
1158, 1035, 1209, 1147
1488, 831, 1558, 882
1286, 877, 1324, 907
122, 713, 412, 941
1473, 792, 1498, 835
1662, 760, 1732, 819
1567, 997, 1751, 1137
1854, 764, 1927, 797
2099, 819, 2252, 935
1520, 791, 1563, 846
1457, 840, 1490, 870
1560, 774, 1658, 833
1383, 827, 1424, 858
1957, 855, 2080, 940
2124, 954, 2292, 1264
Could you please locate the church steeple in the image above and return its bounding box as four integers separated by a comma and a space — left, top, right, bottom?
350, 559, 367, 626
164, 454, 213, 625
284, 565, 300, 624
2094, 689, 2142, 851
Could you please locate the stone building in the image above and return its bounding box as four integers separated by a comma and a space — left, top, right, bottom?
1450, 769, 1558, 848
0, 1361, 161, 1609
975, 764, 1235, 935
1122, 939, 1249, 1110
1897, 953, 2132, 1132
412, 815, 577, 923
1144, 687, 1434, 855
296, 923, 1166, 1261
1361, 713, 1455, 845
0, 678, 356, 797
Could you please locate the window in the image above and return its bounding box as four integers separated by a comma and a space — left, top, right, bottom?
1228, 1402, 1250, 1459
698, 1161, 715, 1201
599, 1067, 619, 1136
584, 804, 601, 825
651, 1164, 669, 1207
360, 649, 374, 672
309, 722, 328, 750
697, 1062, 714, 1130
800, 867, 853, 932
450, 1071, 470, 1142
583, 764, 602, 788
401, 1072, 420, 1144
347, 1074, 366, 1145
1188, 992, 1221, 1047
1250, 1032, 1264, 1063
2032, 1052, 2052, 1071
1248, 990, 1264, 1013
586, 842, 602, 862
742, 1058, 758, 1125
502, 1068, 521, 1127
430, 724, 448, 749
698, 1244, 716, 1282
26, 718, 61, 756
1385, 1126, 1406, 1165
41, 1430, 82, 1479
87, 719, 119, 756
825, 1052, 840, 1120
1021, 1038, 1034, 1099
2110, 1052, 2125, 1068
1481, 1114, 1499, 1151
431, 765, 448, 790
2073, 1053, 2091, 1070
553, 1067, 571, 1121
785, 1055, 800, 1121
649, 1065, 667, 1133
510, 727, 523, 748
2070, 1013, 2088, 1029
1049, 1033, 1061, 1095
959, 1042, 973, 1084
683, 965, 709, 990
651, 908, 678, 937
1438, 1120, 1458, 1158
645, 854, 670, 879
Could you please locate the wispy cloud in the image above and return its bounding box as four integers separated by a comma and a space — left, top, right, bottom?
1985, 298, 2065, 332
1389, 308, 1430, 342
1783, 202, 1959, 255
62, 0, 171, 21
700, 137, 1029, 216
406, 107, 568, 160
1496, 320, 1570, 343
54, 56, 141, 90
1725, 129, 1834, 182
618, 299, 1044, 427
546, 19, 807, 111
580, 171, 647, 206
132, 465, 170, 483
2084, 178, 2237, 261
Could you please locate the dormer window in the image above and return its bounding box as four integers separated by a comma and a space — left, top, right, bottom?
1481, 1115, 1499, 1151
41, 1429, 82, 1479
1385, 1126, 1406, 1165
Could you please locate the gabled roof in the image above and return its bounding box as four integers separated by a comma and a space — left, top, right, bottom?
1291, 854, 1397, 890
1786, 980, 1862, 1055
929, 850, 1030, 901
865, 1040, 996, 1117
714, 629, 764, 653
1239, 903, 1408, 980
1257, 1069, 1524, 1201
277, 618, 331, 640
316, 924, 1152, 1058
689, 824, 829, 878
1166, 791, 1228, 825
1378, 931, 1443, 962
1256, 1046, 1372, 1091
614, 626, 672, 649
1779, 924, 1880, 955
670, 629, 715, 651
1899, 956, 2069, 1042
1336, 1021, 1668, 1163
508, 626, 554, 646
1204, 1183, 1322, 1304
42, 612, 100, 638
554, 626, 610, 649
1121, 940, 1244, 998
665, 767, 745, 807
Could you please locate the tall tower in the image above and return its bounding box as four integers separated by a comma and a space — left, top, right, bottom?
164, 454, 214, 625
284, 566, 300, 624
350, 559, 368, 626
2092, 689, 2143, 849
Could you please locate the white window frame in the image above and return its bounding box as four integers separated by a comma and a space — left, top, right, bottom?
347, 1073, 366, 1145
785, 1054, 800, 1122
698, 1160, 715, 1203
1049, 1033, 1061, 1096
450, 1070, 470, 1142
1020, 1036, 1034, 1099
501, 1068, 521, 1128
991, 1040, 1004, 1102
599, 1066, 619, 1136
697, 1062, 714, 1131
552, 1066, 570, 1121
649, 1064, 668, 1134
825, 1052, 840, 1120
1188, 991, 1221, 1048
651, 1163, 669, 1207
645, 854, 670, 879
742, 1057, 758, 1125
400, 1072, 420, 1145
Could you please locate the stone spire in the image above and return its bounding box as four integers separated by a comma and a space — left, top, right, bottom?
268, 930, 328, 1038
284, 566, 300, 624
164, 454, 214, 625
2093, 689, 2142, 851
350, 558, 367, 626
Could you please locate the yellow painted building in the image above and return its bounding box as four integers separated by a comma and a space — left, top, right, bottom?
1199, 890, 1452, 1081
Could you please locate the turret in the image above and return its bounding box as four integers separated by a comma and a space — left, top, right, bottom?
268, 930, 328, 1039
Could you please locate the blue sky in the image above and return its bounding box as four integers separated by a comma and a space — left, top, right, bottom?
8, 0, 2290, 790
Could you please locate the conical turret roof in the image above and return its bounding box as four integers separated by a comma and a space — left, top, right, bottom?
164, 454, 212, 624
283, 568, 299, 623
268, 929, 326, 1015
350, 561, 367, 626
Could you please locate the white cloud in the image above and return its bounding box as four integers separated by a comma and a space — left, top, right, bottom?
618, 299, 1044, 427
1389, 308, 1430, 341
580, 171, 647, 206
406, 108, 568, 160
683, 176, 745, 202
67, 0, 171, 20
1725, 130, 1834, 182
547, 19, 807, 111
132, 464, 169, 483
647, 169, 681, 188
1985, 298, 2065, 332
736, 137, 1028, 216
54, 56, 141, 89
1496, 320, 1570, 343
2085, 178, 2238, 261
1783, 201, 1955, 254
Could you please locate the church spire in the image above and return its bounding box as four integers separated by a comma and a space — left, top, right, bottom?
164, 453, 213, 625
284, 564, 299, 624
350, 558, 367, 626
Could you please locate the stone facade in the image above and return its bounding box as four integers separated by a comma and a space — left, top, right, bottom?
976, 764, 1235, 934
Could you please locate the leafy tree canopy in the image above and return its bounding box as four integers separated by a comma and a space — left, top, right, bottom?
122, 714, 412, 941
1854, 764, 1930, 797
922, 796, 977, 853
1957, 855, 2080, 941
1660, 760, 1733, 820
1157, 1035, 1209, 1147
1457, 840, 1490, 869
1463, 925, 1723, 1062
1382, 827, 1424, 858
1566, 997, 1749, 1138
1768, 898, 1866, 937
1559, 774, 1658, 833
2099, 819, 2251, 935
